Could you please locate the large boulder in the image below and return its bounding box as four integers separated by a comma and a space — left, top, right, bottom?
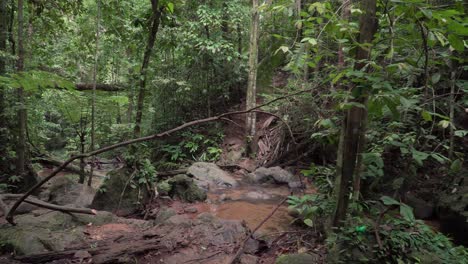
405, 192, 434, 220
187, 162, 238, 189
91, 168, 150, 216
436, 173, 468, 246
157, 174, 207, 202
247, 167, 300, 188
47, 177, 96, 208
0, 210, 115, 255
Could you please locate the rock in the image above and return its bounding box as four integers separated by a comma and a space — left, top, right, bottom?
185, 207, 198, 213
91, 168, 150, 216
240, 254, 259, 264
275, 253, 320, 264
187, 162, 238, 189
154, 208, 177, 225
436, 172, 468, 246
248, 167, 298, 186
158, 174, 207, 202
244, 238, 260, 254
405, 193, 434, 219
244, 191, 272, 201
165, 214, 192, 227
48, 177, 96, 208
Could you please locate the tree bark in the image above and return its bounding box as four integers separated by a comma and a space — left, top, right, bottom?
134, 0, 162, 137
333, 0, 377, 227
0, 0, 8, 171
88, 0, 100, 187
338, 0, 351, 68
246, 0, 260, 151
16, 0, 26, 176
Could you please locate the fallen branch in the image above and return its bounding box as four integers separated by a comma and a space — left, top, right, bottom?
228, 197, 288, 264
5, 84, 322, 225
1, 194, 97, 216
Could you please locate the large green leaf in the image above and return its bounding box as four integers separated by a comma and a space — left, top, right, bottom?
448, 34, 464, 52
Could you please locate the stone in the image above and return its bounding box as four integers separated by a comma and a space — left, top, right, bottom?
275, 253, 319, 264
91, 168, 150, 216
187, 162, 238, 189
48, 177, 96, 208
185, 207, 198, 213
244, 238, 260, 254
244, 191, 272, 201
405, 192, 434, 219
436, 172, 468, 246
240, 254, 259, 264
159, 174, 207, 202
248, 167, 298, 185
154, 208, 177, 225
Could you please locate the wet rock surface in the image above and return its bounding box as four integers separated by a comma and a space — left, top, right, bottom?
187, 162, 239, 189
248, 166, 301, 188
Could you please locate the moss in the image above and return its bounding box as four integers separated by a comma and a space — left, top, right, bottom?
275, 253, 319, 264
167, 174, 207, 202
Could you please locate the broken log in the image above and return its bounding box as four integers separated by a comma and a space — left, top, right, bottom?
14, 237, 164, 263
75, 83, 123, 92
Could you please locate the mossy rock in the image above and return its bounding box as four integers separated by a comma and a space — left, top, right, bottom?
275, 253, 319, 264
91, 168, 149, 216
158, 174, 207, 202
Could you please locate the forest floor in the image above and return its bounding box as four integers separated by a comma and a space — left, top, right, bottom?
0, 102, 326, 263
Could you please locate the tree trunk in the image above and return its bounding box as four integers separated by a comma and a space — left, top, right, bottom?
134, 0, 162, 137
0, 0, 7, 171
332, 0, 377, 227
16, 0, 26, 176
246, 0, 260, 151
88, 0, 100, 187
338, 0, 351, 67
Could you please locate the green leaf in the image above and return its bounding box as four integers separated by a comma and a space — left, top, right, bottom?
450, 159, 462, 173
438, 120, 451, 129
167, 2, 174, 13
381, 196, 400, 206
411, 149, 429, 166
431, 73, 441, 84
421, 110, 432, 121
454, 130, 468, 137
304, 219, 314, 227
400, 204, 415, 222
448, 34, 464, 52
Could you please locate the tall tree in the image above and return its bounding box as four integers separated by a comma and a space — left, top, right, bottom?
332, 0, 378, 227
16, 0, 26, 176
0, 0, 8, 171
246, 0, 259, 147
88, 0, 101, 187
134, 0, 162, 136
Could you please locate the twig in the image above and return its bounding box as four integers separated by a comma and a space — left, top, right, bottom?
228, 197, 288, 264
5, 84, 323, 225
374, 207, 390, 250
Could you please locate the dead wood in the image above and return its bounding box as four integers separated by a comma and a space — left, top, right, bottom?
15, 237, 164, 263
1, 194, 96, 215
228, 196, 288, 264
5, 84, 323, 225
